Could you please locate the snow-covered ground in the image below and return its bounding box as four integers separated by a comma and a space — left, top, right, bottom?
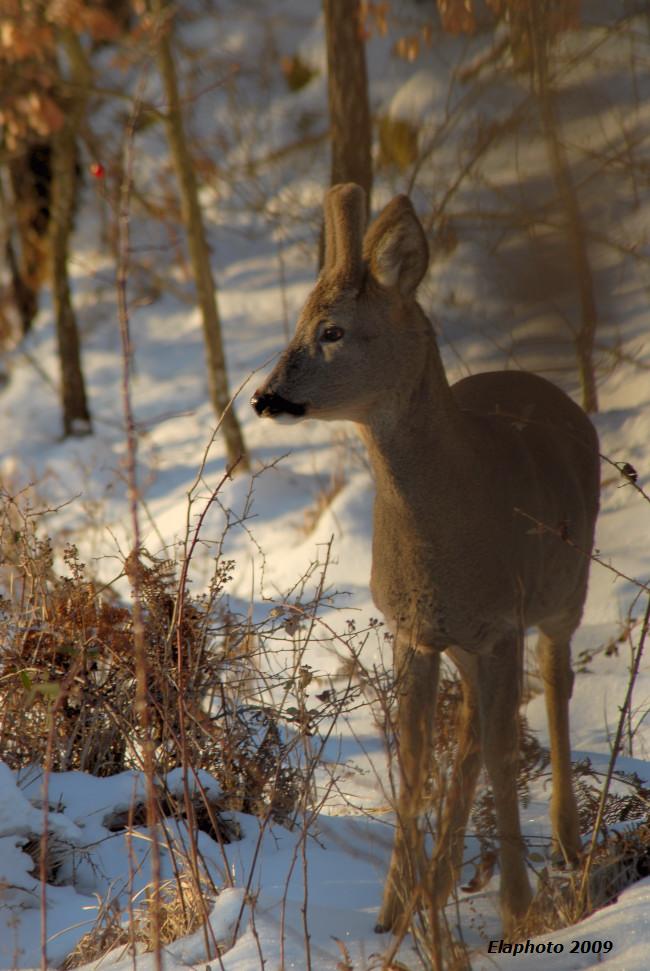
2, 2, 650, 968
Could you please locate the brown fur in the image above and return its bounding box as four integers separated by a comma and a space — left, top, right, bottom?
251, 184, 600, 935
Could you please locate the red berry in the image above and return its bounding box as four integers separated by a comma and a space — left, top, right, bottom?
90, 162, 105, 179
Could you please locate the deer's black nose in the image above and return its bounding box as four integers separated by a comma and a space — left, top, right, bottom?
250, 390, 270, 416
250, 390, 306, 418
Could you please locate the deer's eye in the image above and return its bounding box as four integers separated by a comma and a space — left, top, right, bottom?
321, 326, 344, 343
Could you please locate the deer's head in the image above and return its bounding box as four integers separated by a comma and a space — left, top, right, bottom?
251, 184, 431, 424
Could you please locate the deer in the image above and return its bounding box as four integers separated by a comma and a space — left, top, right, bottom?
250, 184, 600, 937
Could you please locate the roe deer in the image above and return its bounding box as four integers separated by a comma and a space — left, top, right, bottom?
251, 184, 600, 935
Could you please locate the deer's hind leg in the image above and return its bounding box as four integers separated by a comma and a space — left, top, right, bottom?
377, 646, 439, 934
537, 612, 582, 865
478, 635, 532, 933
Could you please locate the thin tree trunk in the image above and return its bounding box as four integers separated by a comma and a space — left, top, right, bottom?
5, 142, 51, 335
154, 2, 248, 472
321, 0, 372, 265
528, 6, 599, 414
324, 0, 372, 195
50, 31, 92, 436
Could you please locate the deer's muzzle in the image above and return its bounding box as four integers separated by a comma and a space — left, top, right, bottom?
250, 390, 306, 418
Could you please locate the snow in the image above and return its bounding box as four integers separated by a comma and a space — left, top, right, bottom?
474, 879, 650, 971
2, 1, 650, 969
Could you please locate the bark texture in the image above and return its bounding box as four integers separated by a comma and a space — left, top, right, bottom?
323, 0, 372, 210
155, 2, 249, 471
50, 30, 92, 436
528, 4, 599, 414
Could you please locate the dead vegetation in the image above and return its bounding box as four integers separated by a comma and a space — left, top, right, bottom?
61, 867, 219, 968
0, 482, 365, 966
0, 486, 301, 823
2, 471, 650, 969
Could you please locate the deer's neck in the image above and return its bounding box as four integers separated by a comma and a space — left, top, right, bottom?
357, 337, 468, 510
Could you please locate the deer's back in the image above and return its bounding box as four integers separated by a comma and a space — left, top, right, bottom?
370, 369, 600, 653
451, 369, 599, 520
448, 369, 600, 630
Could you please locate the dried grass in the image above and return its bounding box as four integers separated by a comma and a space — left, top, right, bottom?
62, 869, 217, 968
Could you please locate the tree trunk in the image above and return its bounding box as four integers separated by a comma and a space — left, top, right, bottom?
154, 2, 249, 472
50, 31, 92, 437
528, 5, 599, 414
6, 142, 52, 335
321, 0, 372, 263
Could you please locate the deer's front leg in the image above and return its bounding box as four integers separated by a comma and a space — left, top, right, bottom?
430, 658, 482, 907
377, 646, 440, 933
478, 640, 532, 935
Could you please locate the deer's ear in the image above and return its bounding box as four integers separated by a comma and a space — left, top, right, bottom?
324, 183, 366, 286
363, 196, 429, 296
